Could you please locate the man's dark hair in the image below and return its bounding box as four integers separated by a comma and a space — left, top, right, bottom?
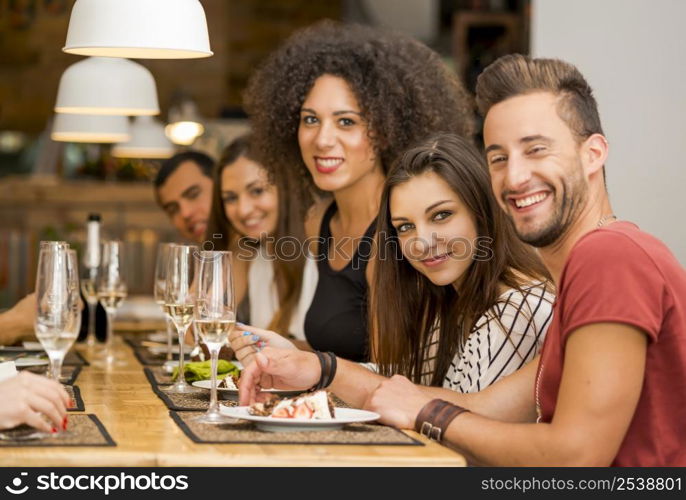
154, 150, 214, 188
475, 54, 604, 141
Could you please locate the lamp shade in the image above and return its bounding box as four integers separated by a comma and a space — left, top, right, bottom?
55, 57, 159, 116
63, 0, 213, 59
51, 113, 131, 143
165, 97, 204, 145
112, 116, 175, 159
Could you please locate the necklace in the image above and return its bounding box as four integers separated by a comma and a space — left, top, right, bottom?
597, 214, 617, 228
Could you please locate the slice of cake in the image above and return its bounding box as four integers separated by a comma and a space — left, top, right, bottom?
249, 390, 335, 420
217, 373, 239, 390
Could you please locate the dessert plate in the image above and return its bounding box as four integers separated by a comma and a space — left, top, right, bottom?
218, 406, 380, 432
191, 380, 300, 401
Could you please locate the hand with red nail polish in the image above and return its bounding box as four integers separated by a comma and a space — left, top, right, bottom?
0, 371, 70, 433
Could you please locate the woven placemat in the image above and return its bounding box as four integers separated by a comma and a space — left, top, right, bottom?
65, 385, 85, 412
64, 349, 89, 366
131, 345, 180, 366
21, 365, 83, 385
144, 368, 229, 411
144, 366, 174, 385
0, 414, 115, 447
170, 410, 422, 446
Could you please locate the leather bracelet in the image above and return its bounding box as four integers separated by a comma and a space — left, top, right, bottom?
415, 399, 470, 442
310, 351, 337, 391
324, 351, 337, 388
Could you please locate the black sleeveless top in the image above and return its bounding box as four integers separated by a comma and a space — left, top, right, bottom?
304, 202, 376, 362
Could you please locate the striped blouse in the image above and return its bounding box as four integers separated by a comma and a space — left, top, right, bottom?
421, 282, 555, 393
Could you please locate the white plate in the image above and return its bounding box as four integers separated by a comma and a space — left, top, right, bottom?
191, 379, 298, 400
219, 405, 380, 432
21, 341, 44, 351
146, 332, 177, 343
15, 357, 49, 368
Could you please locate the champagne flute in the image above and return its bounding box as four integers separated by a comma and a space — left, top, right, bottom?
164, 244, 200, 393
35, 247, 80, 382
154, 242, 175, 362
194, 251, 236, 423
96, 241, 127, 366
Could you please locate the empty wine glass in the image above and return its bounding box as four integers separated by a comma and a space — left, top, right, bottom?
154, 242, 175, 362
164, 244, 200, 394
35, 246, 80, 382
96, 241, 127, 366
194, 251, 236, 423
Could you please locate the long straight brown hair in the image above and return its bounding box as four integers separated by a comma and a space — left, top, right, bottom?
205, 134, 306, 334
372, 133, 552, 386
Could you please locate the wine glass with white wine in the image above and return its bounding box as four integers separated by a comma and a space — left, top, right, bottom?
96, 241, 127, 367
164, 244, 200, 393
194, 250, 236, 423
154, 242, 176, 362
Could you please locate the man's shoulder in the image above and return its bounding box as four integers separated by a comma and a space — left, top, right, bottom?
563, 221, 677, 286
571, 221, 661, 264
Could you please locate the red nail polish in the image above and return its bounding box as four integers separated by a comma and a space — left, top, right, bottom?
69, 399, 75, 407
51, 427, 57, 433
62, 416, 68, 431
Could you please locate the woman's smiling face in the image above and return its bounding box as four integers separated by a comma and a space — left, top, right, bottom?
221, 156, 279, 240
390, 171, 478, 287
297, 74, 381, 193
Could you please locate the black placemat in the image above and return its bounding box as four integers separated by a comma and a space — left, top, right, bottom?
65, 385, 85, 412
0, 414, 115, 447
22, 365, 82, 386
170, 410, 422, 446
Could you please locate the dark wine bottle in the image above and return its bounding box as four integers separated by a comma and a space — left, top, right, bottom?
78, 213, 108, 343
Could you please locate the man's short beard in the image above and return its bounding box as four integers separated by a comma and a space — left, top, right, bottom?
510, 169, 587, 248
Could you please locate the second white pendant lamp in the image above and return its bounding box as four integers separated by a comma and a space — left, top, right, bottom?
54, 57, 159, 116
63, 0, 213, 59
112, 116, 175, 159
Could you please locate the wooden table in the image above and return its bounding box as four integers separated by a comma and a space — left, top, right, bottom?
0, 336, 466, 467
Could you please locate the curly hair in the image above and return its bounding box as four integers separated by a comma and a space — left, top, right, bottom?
244, 20, 475, 214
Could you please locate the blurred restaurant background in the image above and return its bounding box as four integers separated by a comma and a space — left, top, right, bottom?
1, 0, 684, 308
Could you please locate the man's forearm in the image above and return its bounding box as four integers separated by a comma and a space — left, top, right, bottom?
330, 358, 387, 408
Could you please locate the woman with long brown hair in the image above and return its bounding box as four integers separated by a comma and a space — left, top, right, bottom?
205, 134, 316, 340
234, 133, 555, 402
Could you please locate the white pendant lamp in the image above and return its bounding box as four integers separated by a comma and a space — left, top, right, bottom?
63, 0, 213, 59
165, 98, 204, 146
112, 116, 175, 159
54, 57, 159, 116
51, 113, 131, 143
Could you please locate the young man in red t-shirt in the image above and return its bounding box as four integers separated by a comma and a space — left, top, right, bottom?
361, 55, 686, 466
236, 55, 686, 466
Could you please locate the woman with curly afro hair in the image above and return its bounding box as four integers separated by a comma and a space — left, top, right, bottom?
239, 20, 475, 363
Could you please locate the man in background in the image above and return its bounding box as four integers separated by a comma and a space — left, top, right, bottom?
154, 151, 214, 243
